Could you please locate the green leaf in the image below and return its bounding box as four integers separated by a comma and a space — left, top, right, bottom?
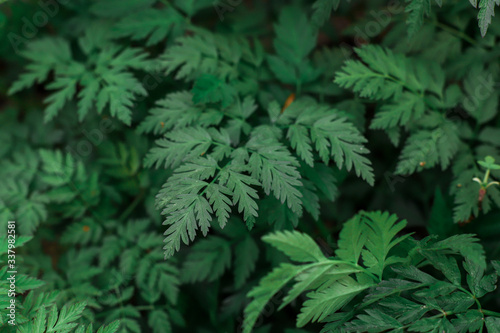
96, 321, 122, 333
335, 214, 367, 264
297, 276, 373, 326
370, 92, 425, 130
247, 138, 303, 214
409, 317, 454, 332
181, 236, 231, 283
160, 29, 250, 81
114, 7, 184, 46
463, 65, 498, 124
335, 45, 408, 100
435, 234, 486, 269
486, 317, 500, 332
174, 0, 213, 17
478, 127, 500, 146
10, 36, 150, 124
162, 191, 212, 258
220, 167, 260, 227
48, 301, 87, 332
453, 175, 481, 223
479, 156, 500, 170
18, 305, 46, 333
464, 258, 497, 298
422, 252, 462, 285
405, 0, 432, 38
451, 310, 484, 332
243, 264, 304, 333
300, 162, 338, 202
311, 0, 341, 25
144, 127, 225, 169
191, 74, 237, 108
160, 30, 217, 80
427, 188, 457, 239
156, 156, 257, 257
77, 74, 100, 121
205, 182, 233, 229
273, 6, 317, 66
288, 125, 314, 167
96, 70, 147, 125
138, 91, 222, 135
8, 38, 72, 95
280, 263, 360, 311
344, 308, 403, 331
366, 277, 428, 304
43, 77, 79, 123
475, 0, 500, 36
395, 124, 460, 175
258, 195, 300, 230
275, 99, 374, 184
263, 230, 326, 263
14, 274, 45, 293
361, 211, 409, 279
148, 310, 172, 333
234, 235, 259, 288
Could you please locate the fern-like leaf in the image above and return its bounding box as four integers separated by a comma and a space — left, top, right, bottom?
263, 230, 326, 263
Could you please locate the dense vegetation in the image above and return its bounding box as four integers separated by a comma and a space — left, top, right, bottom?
1, 0, 500, 332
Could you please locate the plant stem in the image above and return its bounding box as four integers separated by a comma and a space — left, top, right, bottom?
483, 169, 491, 184
135, 305, 155, 311
457, 285, 484, 320
482, 310, 500, 317
432, 20, 478, 46
296, 77, 302, 96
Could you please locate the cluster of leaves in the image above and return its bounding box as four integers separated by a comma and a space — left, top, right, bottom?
138, 5, 376, 258
144, 93, 373, 257
334, 44, 500, 223
0, 236, 121, 332
1, 0, 500, 332
244, 211, 500, 333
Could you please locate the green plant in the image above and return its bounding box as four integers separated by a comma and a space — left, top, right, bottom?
474, 155, 500, 189
243, 211, 500, 332
1, 0, 500, 332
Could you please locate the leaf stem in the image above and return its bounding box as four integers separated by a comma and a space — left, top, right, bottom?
135, 305, 155, 311
431, 20, 478, 46
483, 168, 491, 184
482, 309, 500, 317
198, 163, 230, 198
458, 286, 482, 311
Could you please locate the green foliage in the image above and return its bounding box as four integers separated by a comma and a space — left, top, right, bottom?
2, 0, 500, 332
9, 33, 151, 124
144, 76, 373, 257
268, 6, 320, 85
311, 0, 342, 25
471, 0, 500, 36
244, 211, 500, 333
405, 0, 433, 38
335, 40, 500, 223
